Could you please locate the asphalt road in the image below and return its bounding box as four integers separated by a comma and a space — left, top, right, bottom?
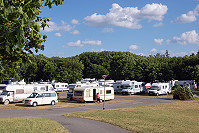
0, 96, 178, 133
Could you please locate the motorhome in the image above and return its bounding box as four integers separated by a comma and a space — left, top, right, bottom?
53, 82, 68, 92
0, 84, 34, 105
24, 91, 58, 107
148, 83, 171, 96
67, 82, 99, 100
73, 86, 114, 102
113, 80, 126, 94
121, 81, 145, 95
31, 83, 54, 92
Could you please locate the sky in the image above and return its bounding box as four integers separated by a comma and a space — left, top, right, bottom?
38, 0, 199, 57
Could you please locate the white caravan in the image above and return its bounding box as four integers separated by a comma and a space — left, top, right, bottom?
73, 86, 114, 102
67, 82, 99, 100
0, 84, 34, 105
148, 83, 171, 96
53, 82, 68, 92
113, 80, 127, 94
31, 83, 54, 92
24, 91, 58, 107
121, 81, 145, 95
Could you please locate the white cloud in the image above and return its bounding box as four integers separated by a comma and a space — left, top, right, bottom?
172, 4, 199, 23
63, 40, 102, 47
128, 45, 139, 50
70, 30, 80, 35
150, 48, 157, 53
102, 28, 114, 33
65, 40, 83, 47
154, 38, 164, 45
153, 22, 163, 27
40, 21, 74, 33
55, 33, 62, 37
82, 40, 102, 45
84, 3, 168, 29
91, 48, 106, 52
71, 19, 79, 25
167, 30, 199, 45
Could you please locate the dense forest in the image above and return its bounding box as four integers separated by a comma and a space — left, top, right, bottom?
0, 51, 198, 84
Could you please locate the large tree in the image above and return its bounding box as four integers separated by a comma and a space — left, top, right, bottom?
0, 0, 63, 65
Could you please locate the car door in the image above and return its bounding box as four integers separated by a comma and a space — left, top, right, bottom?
36, 93, 43, 105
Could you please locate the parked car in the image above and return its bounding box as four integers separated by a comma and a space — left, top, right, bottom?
24, 91, 58, 107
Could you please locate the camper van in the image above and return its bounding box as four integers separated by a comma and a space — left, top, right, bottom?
24, 91, 58, 107
148, 83, 171, 96
0, 84, 34, 105
53, 82, 68, 92
31, 83, 54, 92
73, 86, 114, 102
121, 81, 145, 95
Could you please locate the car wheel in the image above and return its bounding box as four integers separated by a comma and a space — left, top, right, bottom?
4, 100, 9, 105
157, 93, 159, 96
32, 102, 37, 107
51, 101, 55, 105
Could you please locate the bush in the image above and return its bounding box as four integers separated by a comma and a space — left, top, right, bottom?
173, 84, 193, 100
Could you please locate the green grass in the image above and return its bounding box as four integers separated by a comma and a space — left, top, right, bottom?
0, 117, 68, 133
64, 100, 199, 133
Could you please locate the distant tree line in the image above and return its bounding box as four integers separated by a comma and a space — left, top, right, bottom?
0, 51, 198, 84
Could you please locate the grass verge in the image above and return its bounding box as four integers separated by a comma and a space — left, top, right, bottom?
64, 100, 199, 133
0, 117, 68, 133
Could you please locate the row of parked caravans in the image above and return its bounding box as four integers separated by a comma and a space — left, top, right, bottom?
0, 82, 55, 105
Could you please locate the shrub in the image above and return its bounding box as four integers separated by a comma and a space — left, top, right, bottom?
173, 84, 193, 100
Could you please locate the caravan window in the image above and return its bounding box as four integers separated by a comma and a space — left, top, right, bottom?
40, 87, 45, 91
16, 89, 24, 94
65, 85, 68, 87
61, 85, 64, 87
74, 91, 83, 96
106, 90, 111, 94
135, 85, 138, 88
56, 85, 59, 87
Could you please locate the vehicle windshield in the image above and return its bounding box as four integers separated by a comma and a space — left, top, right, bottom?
150, 86, 160, 90
1, 91, 8, 95
28, 93, 38, 98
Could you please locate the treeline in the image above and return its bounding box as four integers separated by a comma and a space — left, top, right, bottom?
0, 51, 198, 84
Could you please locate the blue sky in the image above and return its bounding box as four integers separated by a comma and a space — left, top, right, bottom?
38, 0, 199, 57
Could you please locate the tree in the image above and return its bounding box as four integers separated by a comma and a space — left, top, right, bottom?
0, 0, 64, 65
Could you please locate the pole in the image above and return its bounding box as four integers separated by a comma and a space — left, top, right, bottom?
102, 75, 107, 110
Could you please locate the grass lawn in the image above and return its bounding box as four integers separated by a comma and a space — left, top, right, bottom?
0, 96, 131, 110
64, 100, 199, 133
0, 117, 68, 133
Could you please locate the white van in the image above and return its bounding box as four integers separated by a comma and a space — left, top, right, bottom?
148, 83, 171, 96
24, 91, 58, 107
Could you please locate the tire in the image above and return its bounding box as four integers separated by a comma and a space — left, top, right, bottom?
51, 101, 55, 105
32, 102, 37, 107
4, 100, 9, 105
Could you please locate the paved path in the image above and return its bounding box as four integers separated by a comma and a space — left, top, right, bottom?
0, 96, 178, 133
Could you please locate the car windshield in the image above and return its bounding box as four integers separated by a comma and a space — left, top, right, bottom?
28, 93, 38, 98
1, 91, 8, 95
150, 86, 160, 90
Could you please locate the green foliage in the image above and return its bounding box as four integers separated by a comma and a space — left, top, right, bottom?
173, 84, 193, 100
0, 0, 63, 65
